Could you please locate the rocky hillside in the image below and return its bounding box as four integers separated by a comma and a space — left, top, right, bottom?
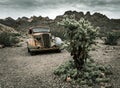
55, 11, 120, 31
0, 23, 18, 33
0, 17, 19, 28
0, 10, 120, 34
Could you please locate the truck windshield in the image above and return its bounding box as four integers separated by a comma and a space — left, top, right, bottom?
32, 28, 50, 33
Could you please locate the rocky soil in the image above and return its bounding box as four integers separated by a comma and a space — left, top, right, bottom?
0, 40, 120, 88
90, 40, 120, 88
0, 23, 18, 33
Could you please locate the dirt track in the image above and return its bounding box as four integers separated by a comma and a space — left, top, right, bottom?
0, 45, 72, 88
0, 41, 120, 88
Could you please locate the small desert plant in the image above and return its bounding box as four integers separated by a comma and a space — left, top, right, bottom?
105, 32, 120, 45
0, 32, 19, 46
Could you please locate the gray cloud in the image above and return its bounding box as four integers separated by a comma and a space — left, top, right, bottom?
1, 0, 119, 9
0, 0, 120, 19
0, 0, 37, 10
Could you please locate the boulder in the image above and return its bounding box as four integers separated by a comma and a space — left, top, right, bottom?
0, 45, 4, 49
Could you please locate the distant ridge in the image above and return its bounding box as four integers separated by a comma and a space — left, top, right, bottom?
0, 10, 120, 33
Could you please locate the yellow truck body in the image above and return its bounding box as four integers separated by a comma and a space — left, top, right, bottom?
27, 27, 61, 55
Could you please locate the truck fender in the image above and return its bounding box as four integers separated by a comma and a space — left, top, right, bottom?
27, 39, 36, 48
55, 37, 63, 46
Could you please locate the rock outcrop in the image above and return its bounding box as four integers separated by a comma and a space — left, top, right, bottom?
55, 11, 120, 31
0, 17, 19, 28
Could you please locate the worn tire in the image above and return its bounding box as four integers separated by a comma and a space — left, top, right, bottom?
56, 49, 61, 53
27, 48, 35, 55
27, 47, 30, 52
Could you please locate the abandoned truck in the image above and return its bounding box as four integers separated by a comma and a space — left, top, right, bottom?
27, 27, 62, 55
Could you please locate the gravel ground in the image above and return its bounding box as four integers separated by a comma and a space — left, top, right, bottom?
90, 40, 120, 88
0, 40, 120, 88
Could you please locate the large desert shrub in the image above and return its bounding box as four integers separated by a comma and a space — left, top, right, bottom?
54, 17, 112, 87
0, 32, 19, 46
105, 32, 120, 45
60, 17, 98, 69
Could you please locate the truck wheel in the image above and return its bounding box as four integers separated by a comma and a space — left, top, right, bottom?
27, 48, 34, 55
57, 49, 61, 53
27, 47, 30, 52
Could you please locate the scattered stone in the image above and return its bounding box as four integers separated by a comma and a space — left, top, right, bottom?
113, 47, 116, 49
105, 83, 112, 88
100, 82, 105, 86
0, 45, 4, 48
105, 51, 108, 53
66, 77, 71, 82
15, 42, 23, 47
101, 73, 105, 78
103, 53, 106, 55
101, 86, 105, 88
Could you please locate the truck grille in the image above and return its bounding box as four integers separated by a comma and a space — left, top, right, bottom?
42, 34, 51, 48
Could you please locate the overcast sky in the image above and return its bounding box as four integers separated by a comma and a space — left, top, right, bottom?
0, 0, 120, 19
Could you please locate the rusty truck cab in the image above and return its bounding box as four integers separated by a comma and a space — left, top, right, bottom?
27, 27, 60, 55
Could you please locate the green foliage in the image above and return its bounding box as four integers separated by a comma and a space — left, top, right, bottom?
54, 59, 112, 86
59, 17, 99, 69
0, 32, 19, 46
54, 17, 113, 87
105, 32, 120, 45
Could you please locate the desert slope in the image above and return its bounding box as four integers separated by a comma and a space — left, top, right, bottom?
0, 23, 18, 33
